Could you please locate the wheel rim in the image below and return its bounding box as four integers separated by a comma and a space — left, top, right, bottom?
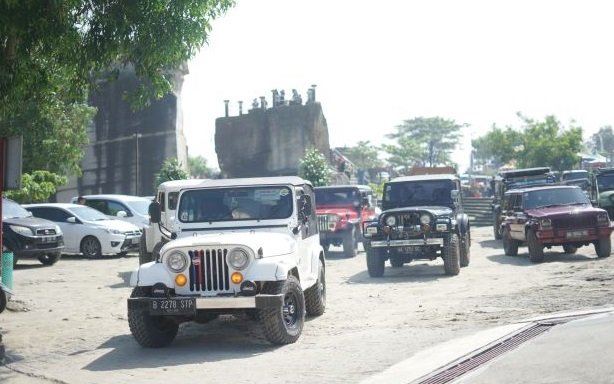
83, 238, 100, 257
282, 291, 300, 328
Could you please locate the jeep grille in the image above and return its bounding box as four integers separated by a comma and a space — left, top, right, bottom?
551, 215, 596, 230
317, 215, 333, 232
384, 212, 424, 227
187, 248, 231, 293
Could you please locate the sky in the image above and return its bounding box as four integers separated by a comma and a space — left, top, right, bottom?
181, 0, 614, 172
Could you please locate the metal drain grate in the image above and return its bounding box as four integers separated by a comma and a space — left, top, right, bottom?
413, 316, 586, 384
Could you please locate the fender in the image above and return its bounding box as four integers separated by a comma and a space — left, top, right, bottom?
130, 262, 175, 287
456, 213, 470, 235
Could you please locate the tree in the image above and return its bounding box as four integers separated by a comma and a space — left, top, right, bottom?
340, 141, 383, 170
0, 1, 235, 192
472, 125, 524, 169
298, 148, 331, 187
4, 171, 67, 204
188, 155, 212, 179
381, 136, 421, 174
588, 126, 614, 163
387, 117, 464, 167
155, 158, 189, 187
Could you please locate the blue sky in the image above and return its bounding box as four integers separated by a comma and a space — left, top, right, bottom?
181, 0, 614, 171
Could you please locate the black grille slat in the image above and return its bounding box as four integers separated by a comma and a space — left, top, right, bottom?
188, 248, 230, 293
35, 229, 57, 236
552, 215, 595, 230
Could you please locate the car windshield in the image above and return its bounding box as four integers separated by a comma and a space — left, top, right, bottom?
2, 198, 31, 219
178, 186, 293, 223
523, 188, 590, 209
315, 188, 360, 206
597, 173, 614, 192
126, 199, 151, 215
505, 174, 557, 190
383, 180, 454, 209
67, 206, 110, 221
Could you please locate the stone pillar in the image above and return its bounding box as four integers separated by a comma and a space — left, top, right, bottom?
259, 96, 266, 110
238, 101, 243, 115
224, 100, 230, 117
311, 84, 317, 102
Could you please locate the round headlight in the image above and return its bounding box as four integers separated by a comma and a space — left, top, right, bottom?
385, 216, 396, 226
167, 251, 188, 272
228, 248, 250, 270
420, 214, 431, 225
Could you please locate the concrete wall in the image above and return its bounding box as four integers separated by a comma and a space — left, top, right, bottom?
215, 103, 330, 178
56, 68, 188, 202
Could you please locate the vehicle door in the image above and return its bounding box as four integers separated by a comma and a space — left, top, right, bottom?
507, 194, 526, 240
296, 184, 319, 280
32, 207, 79, 253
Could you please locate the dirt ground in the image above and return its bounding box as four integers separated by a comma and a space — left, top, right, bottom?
1, 225, 613, 384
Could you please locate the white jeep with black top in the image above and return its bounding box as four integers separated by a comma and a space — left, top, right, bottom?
127, 176, 326, 347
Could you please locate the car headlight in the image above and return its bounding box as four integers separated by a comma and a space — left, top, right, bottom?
385, 216, 396, 226
54, 225, 62, 235
228, 247, 251, 270
597, 212, 609, 226
9, 225, 33, 236
420, 214, 431, 225
167, 251, 188, 272
540, 218, 552, 229
104, 228, 121, 234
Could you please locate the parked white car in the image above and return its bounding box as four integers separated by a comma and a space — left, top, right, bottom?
70, 194, 151, 230
24, 203, 142, 258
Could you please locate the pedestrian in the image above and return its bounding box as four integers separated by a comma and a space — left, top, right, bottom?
78, 196, 86, 205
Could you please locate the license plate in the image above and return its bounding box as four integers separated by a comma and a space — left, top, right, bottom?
41, 236, 55, 243
131, 237, 140, 244
566, 230, 588, 239
150, 298, 196, 315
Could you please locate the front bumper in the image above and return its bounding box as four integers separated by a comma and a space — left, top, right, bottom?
536, 227, 612, 245
127, 293, 283, 315
370, 238, 444, 248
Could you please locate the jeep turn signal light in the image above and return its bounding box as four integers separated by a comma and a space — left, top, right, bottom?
231, 272, 244, 284
175, 274, 187, 287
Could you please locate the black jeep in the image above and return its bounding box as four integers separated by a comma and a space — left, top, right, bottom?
491, 167, 556, 239
362, 174, 470, 277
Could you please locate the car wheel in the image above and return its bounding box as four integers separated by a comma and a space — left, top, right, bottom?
563, 245, 577, 254
38, 253, 61, 266
342, 227, 357, 258
128, 287, 179, 348
259, 276, 305, 345
80, 236, 102, 259
502, 227, 519, 256
366, 247, 385, 277
139, 235, 153, 265
0, 289, 7, 314
493, 212, 502, 240
443, 233, 461, 276
595, 237, 611, 258
527, 229, 544, 263
460, 229, 471, 267
304, 259, 326, 317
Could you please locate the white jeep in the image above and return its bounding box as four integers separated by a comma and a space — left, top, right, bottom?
127, 176, 326, 347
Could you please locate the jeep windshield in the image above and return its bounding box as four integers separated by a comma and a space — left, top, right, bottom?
505, 174, 557, 190
523, 188, 590, 210
383, 180, 454, 210
178, 186, 293, 223
315, 188, 360, 207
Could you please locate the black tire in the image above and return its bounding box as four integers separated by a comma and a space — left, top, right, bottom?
389, 256, 404, 268
38, 253, 61, 266
304, 259, 326, 317
342, 228, 357, 258
259, 276, 305, 345
81, 236, 102, 259
502, 227, 519, 256
527, 229, 544, 263
366, 247, 385, 277
493, 212, 502, 240
562, 244, 577, 254
460, 229, 471, 267
139, 235, 153, 265
595, 237, 611, 258
0, 288, 6, 314
128, 287, 179, 348
443, 233, 461, 276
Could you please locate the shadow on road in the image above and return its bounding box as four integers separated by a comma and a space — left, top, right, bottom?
84, 317, 280, 371
478, 239, 502, 249
108, 270, 133, 289
487, 250, 596, 266
347, 262, 454, 284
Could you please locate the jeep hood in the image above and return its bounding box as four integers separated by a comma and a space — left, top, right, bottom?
382, 206, 454, 217
161, 231, 296, 258
525, 205, 604, 218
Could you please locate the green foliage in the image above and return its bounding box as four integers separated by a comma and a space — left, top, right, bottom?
298, 147, 331, 187
472, 114, 583, 172
368, 182, 384, 202
386, 116, 464, 168
188, 155, 212, 178
155, 158, 189, 187
381, 137, 421, 174
4, 171, 67, 204
589, 126, 614, 162
340, 141, 383, 170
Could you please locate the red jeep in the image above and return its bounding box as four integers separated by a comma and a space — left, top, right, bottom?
315, 185, 377, 257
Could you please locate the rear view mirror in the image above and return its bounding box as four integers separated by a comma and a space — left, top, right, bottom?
149, 202, 161, 223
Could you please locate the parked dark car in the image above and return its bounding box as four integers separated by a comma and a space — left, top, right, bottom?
2, 197, 64, 266
500, 185, 612, 262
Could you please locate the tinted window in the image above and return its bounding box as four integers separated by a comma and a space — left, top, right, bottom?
315, 188, 360, 205
28, 207, 71, 222
523, 188, 590, 209
383, 179, 454, 209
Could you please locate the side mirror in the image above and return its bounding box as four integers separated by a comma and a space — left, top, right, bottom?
298, 195, 312, 222
67, 217, 77, 223
149, 202, 161, 223
450, 190, 459, 200
116, 210, 128, 218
